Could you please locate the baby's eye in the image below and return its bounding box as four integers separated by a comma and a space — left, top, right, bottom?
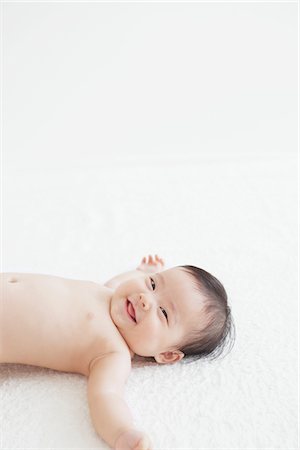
160, 307, 168, 322
150, 277, 156, 290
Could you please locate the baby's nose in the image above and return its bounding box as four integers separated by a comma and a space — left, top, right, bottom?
139, 294, 150, 311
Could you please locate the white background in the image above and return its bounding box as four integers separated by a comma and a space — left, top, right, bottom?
3, 1, 297, 171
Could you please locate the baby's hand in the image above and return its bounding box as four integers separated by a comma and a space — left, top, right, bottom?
115, 429, 152, 450
136, 254, 165, 273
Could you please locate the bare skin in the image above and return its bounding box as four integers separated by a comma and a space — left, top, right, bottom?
0, 255, 203, 450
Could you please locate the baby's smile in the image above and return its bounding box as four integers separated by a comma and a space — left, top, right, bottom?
126, 299, 136, 322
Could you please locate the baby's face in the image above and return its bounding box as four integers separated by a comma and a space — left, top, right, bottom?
110, 267, 206, 363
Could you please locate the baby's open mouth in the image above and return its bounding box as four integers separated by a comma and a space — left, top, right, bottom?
126, 299, 136, 323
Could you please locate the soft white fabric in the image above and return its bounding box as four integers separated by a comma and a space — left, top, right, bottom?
1, 154, 297, 449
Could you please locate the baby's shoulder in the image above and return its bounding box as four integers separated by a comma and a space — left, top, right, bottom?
88, 340, 133, 376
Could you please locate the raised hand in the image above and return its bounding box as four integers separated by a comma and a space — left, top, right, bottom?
136, 254, 165, 273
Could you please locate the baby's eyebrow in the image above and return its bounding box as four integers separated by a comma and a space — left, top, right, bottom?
157, 272, 165, 288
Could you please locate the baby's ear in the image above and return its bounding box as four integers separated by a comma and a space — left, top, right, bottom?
154, 350, 184, 364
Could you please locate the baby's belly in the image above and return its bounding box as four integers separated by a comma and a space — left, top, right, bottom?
0, 273, 112, 375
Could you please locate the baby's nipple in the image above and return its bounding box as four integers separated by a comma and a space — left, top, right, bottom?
8, 277, 18, 283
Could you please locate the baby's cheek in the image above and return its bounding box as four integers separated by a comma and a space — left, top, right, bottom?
137, 323, 161, 350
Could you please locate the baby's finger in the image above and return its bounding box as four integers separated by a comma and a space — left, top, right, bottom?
155, 254, 164, 265
148, 255, 154, 264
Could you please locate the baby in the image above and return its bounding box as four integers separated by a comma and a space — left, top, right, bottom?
0, 254, 234, 450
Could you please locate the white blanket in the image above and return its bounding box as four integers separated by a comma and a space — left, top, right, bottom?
1, 155, 297, 449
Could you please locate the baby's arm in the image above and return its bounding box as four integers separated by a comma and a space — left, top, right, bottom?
87, 352, 152, 450
104, 255, 165, 289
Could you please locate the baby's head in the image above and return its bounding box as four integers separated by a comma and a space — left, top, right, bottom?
110, 265, 235, 364
173, 265, 235, 361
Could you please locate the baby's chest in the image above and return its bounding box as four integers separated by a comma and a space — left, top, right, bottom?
1, 274, 120, 374
4, 274, 102, 332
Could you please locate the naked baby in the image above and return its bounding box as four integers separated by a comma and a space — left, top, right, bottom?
0, 254, 234, 450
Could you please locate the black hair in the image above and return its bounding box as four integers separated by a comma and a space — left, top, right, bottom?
177, 265, 235, 362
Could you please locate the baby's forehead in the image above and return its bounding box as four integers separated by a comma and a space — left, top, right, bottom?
160, 268, 204, 305
161, 267, 195, 289
156, 270, 208, 333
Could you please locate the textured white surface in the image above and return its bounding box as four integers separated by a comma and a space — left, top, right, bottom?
0, 155, 298, 449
